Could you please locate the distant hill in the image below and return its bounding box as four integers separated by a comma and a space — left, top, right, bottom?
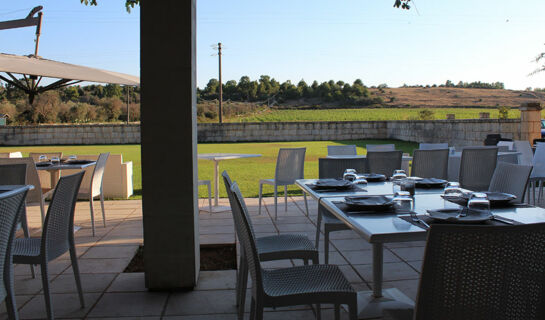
369, 87, 545, 109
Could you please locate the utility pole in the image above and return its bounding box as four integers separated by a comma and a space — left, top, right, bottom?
217, 42, 223, 124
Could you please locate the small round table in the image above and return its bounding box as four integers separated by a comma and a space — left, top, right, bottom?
198, 153, 261, 212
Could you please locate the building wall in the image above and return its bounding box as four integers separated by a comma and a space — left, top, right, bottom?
0, 119, 522, 147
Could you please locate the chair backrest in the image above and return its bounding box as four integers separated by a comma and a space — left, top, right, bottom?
229, 182, 263, 296
497, 141, 514, 150
415, 223, 545, 320
531, 143, 545, 179
459, 147, 498, 191
0, 186, 29, 302
327, 145, 357, 156
366, 144, 395, 152
28, 152, 63, 162
514, 140, 534, 166
418, 143, 448, 150
0, 164, 27, 185
488, 162, 532, 203
222, 170, 257, 240
318, 158, 367, 179
90, 153, 110, 194
411, 149, 449, 179
533, 138, 545, 145
366, 151, 402, 177
41, 171, 85, 261
274, 148, 306, 185
0, 158, 42, 204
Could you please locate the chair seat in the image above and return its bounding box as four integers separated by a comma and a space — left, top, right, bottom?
257, 234, 317, 261
12, 238, 41, 264
259, 179, 275, 186
263, 264, 355, 302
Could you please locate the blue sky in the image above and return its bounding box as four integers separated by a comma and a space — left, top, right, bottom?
2, 1, 545, 89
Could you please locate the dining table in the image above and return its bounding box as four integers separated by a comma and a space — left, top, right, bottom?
35, 160, 96, 190
296, 178, 545, 319
198, 153, 261, 212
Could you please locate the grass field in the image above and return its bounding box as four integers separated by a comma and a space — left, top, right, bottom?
0, 140, 418, 199
198, 107, 531, 123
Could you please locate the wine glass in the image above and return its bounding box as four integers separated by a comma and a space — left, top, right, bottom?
343, 169, 357, 182
38, 155, 47, 163
393, 191, 413, 213
51, 156, 60, 165
467, 193, 490, 216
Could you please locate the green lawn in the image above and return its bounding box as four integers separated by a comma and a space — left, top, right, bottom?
205, 107, 524, 123
0, 140, 418, 199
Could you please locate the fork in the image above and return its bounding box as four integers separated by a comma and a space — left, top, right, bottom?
410, 211, 430, 229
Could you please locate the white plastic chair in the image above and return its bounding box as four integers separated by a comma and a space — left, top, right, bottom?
77, 153, 109, 236
327, 145, 357, 156
198, 179, 212, 212
258, 148, 309, 220
419, 143, 448, 150
497, 141, 514, 150
366, 144, 395, 152
514, 140, 533, 166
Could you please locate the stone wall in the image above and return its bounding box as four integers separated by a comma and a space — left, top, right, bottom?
0, 124, 140, 145
0, 119, 524, 147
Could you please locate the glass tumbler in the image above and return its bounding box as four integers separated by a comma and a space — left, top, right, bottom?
343, 169, 357, 182
467, 192, 490, 216
393, 191, 413, 213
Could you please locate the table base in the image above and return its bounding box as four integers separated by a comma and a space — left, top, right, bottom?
353, 289, 414, 319
200, 205, 231, 213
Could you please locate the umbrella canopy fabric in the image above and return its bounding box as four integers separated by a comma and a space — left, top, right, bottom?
0, 53, 139, 85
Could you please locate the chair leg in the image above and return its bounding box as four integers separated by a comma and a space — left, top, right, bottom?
39, 200, 46, 226
40, 263, 54, 320
274, 186, 278, 220
316, 303, 321, 320
315, 209, 323, 249
5, 264, 19, 320
22, 206, 35, 278
70, 245, 85, 308
255, 298, 264, 320
207, 182, 212, 213
258, 183, 263, 215
238, 257, 248, 320
284, 185, 288, 211
90, 196, 96, 237
334, 304, 340, 320
349, 299, 358, 320
324, 228, 330, 264
250, 298, 256, 320
100, 193, 106, 228
303, 193, 309, 216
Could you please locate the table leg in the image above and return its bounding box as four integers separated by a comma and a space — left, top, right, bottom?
352, 243, 415, 319
201, 160, 230, 213
48, 170, 60, 190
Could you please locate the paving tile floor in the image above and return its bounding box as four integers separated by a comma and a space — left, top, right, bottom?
2, 193, 543, 319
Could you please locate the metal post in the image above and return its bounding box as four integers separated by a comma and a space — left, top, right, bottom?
218, 42, 223, 124
34, 12, 43, 57
126, 86, 130, 124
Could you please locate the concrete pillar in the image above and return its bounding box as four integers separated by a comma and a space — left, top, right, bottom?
141, 0, 199, 289
520, 102, 543, 144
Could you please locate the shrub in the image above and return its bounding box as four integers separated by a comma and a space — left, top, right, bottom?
418, 109, 435, 120
498, 106, 510, 119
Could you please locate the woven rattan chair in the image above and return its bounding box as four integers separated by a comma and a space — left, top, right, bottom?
231, 181, 357, 320
197, 180, 212, 212
77, 153, 109, 236
258, 148, 309, 219
327, 145, 357, 156
13, 172, 85, 320
315, 158, 365, 264
414, 223, 545, 320
366, 144, 395, 152
0, 158, 49, 224
418, 143, 448, 150
488, 162, 532, 204
0, 186, 30, 320
458, 147, 498, 191
411, 149, 449, 179
514, 140, 533, 166
366, 150, 402, 177
223, 171, 318, 319
529, 143, 545, 205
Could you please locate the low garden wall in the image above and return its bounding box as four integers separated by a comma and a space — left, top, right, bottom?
0, 119, 522, 147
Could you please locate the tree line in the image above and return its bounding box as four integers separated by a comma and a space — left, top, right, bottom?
0, 82, 140, 125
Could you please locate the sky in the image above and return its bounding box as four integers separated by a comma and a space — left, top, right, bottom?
2, 1, 545, 90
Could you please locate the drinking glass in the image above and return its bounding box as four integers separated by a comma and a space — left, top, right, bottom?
467, 192, 490, 216
343, 169, 357, 182
393, 191, 413, 213
352, 175, 368, 185
51, 156, 60, 165
38, 155, 47, 162
443, 182, 463, 209
400, 179, 416, 197
391, 170, 407, 193
68, 155, 77, 160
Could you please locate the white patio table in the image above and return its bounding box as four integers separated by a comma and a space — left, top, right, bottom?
296, 178, 545, 319
198, 153, 261, 212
